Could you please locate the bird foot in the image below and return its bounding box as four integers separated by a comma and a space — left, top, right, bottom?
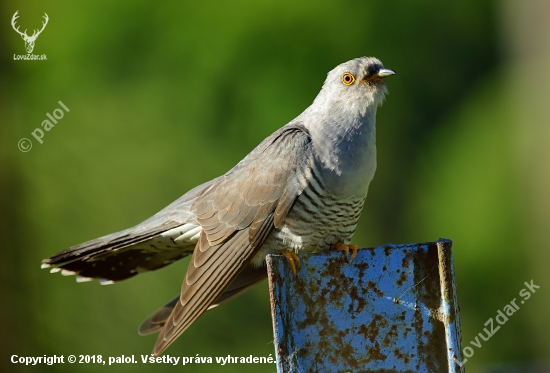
334, 242, 358, 264
282, 250, 300, 277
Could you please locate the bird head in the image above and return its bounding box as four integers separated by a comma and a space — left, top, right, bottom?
317, 57, 395, 112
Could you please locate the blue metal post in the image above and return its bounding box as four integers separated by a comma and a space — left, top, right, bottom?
266, 239, 464, 373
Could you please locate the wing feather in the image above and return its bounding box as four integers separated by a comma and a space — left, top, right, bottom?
153, 124, 313, 355
138, 264, 267, 336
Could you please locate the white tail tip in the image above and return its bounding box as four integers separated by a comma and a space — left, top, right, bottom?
76, 276, 93, 283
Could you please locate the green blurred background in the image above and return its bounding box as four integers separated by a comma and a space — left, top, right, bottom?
1, 0, 549, 372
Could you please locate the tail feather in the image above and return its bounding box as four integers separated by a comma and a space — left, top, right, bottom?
42, 221, 199, 282
41, 178, 219, 283
138, 264, 267, 335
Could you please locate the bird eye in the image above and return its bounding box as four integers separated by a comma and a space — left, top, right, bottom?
342, 73, 355, 85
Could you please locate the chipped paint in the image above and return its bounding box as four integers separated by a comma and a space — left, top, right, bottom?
266, 239, 464, 373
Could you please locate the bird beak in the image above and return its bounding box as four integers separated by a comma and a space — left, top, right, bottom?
373, 69, 395, 79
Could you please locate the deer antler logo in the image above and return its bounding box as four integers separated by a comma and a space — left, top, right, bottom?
11, 11, 49, 54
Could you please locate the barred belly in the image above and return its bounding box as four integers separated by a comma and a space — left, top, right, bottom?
250, 166, 368, 267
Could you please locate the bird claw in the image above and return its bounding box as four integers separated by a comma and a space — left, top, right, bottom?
334, 242, 358, 264
282, 250, 300, 277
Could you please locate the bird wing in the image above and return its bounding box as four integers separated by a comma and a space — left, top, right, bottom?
138, 264, 267, 335
41, 178, 219, 283
153, 124, 313, 355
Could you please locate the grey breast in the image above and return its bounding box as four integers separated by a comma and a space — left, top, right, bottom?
268, 160, 368, 252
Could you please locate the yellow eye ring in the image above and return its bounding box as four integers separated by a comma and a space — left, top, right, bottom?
342, 73, 355, 85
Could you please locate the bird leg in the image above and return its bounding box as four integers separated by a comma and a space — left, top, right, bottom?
282, 250, 300, 277
334, 242, 358, 264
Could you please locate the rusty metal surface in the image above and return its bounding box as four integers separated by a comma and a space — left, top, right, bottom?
266, 239, 464, 373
